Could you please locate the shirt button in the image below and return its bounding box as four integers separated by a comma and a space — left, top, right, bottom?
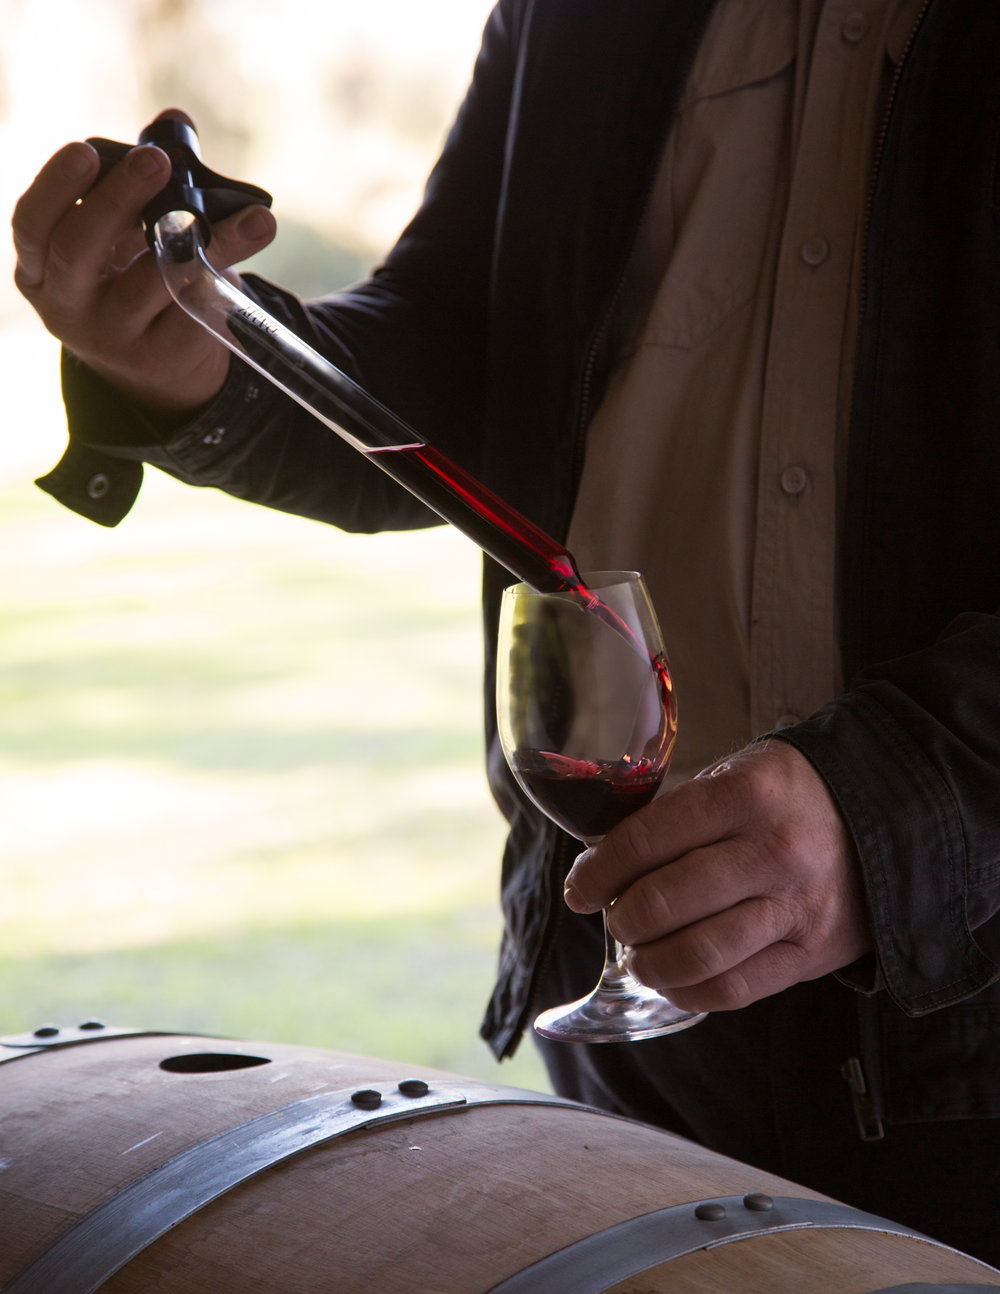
86, 473, 111, 500
780, 465, 808, 495
842, 12, 870, 43
800, 237, 830, 267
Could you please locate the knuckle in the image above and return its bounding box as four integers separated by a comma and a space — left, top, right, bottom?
613, 803, 661, 863
764, 884, 826, 950
12, 262, 39, 300
624, 943, 667, 991
706, 969, 756, 1011
10, 203, 30, 247
678, 926, 730, 982
699, 762, 756, 828
613, 878, 674, 943
45, 226, 79, 278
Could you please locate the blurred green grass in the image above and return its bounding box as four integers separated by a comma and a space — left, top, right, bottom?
0, 429, 549, 1091
1, 0, 545, 1088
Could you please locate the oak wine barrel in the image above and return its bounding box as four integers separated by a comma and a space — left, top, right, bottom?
1, 1025, 998, 1293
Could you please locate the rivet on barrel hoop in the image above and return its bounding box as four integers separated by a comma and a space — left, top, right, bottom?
694, 1201, 727, 1221
743, 1192, 775, 1212
398, 1079, 430, 1098
32, 1026, 60, 1038
350, 1089, 382, 1110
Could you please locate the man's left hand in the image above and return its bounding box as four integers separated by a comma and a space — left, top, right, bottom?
562, 740, 872, 1013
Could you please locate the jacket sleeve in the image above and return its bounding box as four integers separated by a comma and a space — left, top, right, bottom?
775, 610, 1000, 1016
40, 0, 521, 533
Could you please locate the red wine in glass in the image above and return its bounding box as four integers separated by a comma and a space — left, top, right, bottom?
509, 751, 665, 842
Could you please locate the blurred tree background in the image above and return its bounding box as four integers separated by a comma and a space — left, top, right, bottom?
0, 0, 550, 1089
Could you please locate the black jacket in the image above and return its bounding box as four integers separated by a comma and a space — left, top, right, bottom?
45, 0, 1000, 1121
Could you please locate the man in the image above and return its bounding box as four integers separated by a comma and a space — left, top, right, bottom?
13, 0, 1000, 1263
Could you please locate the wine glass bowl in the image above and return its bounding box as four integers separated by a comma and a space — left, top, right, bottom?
496, 570, 706, 1043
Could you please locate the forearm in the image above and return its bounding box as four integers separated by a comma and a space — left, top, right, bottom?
46, 315, 440, 534
43, 3, 517, 529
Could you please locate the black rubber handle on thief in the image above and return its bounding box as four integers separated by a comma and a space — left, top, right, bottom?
86, 117, 272, 249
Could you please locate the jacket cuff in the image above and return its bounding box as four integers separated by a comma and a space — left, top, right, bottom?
35, 439, 143, 527
773, 688, 1000, 1016
44, 349, 264, 525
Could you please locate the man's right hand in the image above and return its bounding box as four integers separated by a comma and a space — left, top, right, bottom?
11, 110, 277, 419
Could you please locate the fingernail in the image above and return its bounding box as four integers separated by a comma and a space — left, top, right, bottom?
563, 877, 593, 913
237, 206, 272, 241
64, 142, 99, 180
128, 145, 167, 180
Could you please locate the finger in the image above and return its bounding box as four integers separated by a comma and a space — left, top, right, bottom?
12, 141, 101, 290
564, 770, 756, 912
95, 243, 174, 341
103, 203, 275, 346
623, 893, 793, 992
205, 204, 278, 271
605, 838, 763, 945
45, 144, 172, 291
632, 933, 833, 1014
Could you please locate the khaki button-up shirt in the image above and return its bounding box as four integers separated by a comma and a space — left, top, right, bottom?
566, 0, 924, 780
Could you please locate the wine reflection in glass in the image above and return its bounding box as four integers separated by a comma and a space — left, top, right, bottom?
496, 570, 706, 1043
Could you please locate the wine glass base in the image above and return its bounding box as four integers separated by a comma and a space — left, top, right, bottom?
534, 982, 706, 1044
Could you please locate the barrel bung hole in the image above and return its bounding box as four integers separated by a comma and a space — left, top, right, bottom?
159, 1052, 272, 1074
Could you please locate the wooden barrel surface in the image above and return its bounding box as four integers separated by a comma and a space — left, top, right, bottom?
1, 1026, 998, 1293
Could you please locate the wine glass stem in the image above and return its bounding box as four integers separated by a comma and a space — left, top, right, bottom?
599, 909, 635, 992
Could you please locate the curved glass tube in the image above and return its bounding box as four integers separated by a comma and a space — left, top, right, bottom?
153, 211, 421, 454
151, 211, 582, 594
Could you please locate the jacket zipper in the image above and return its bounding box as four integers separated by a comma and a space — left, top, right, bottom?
842, 993, 887, 1140
853, 0, 933, 350
841, 0, 932, 1138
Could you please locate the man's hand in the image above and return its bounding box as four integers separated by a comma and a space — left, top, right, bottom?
563, 740, 872, 1013
11, 109, 276, 417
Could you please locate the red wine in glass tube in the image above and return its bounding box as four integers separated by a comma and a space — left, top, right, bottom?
366, 443, 661, 666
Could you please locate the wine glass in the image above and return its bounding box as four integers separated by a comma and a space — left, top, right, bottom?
496, 570, 706, 1043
